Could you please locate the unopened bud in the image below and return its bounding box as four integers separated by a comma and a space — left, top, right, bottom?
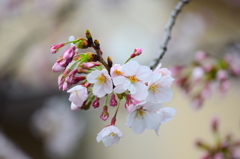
78, 67, 89, 73
50, 43, 65, 54
93, 97, 100, 109
130, 48, 142, 58
81, 62, 95, 68
94, 39, 100, 49
100, 105, 109, 121
195, 139, 210, 150
107, 56, 113, 68
76, 39, 88, 49
211, 116, 219, 133
109, 94, 118, 107
195, 50, 208, 61
63, 46, 76, 60
72, 76, 86, 84
52, 62, 65, 72
86, 30, 92, 39
58, 74, 65, 86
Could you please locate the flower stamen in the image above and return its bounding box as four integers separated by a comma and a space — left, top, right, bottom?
96, 74, 106, 85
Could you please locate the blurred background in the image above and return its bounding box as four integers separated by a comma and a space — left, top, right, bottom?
0, 0, 240, 158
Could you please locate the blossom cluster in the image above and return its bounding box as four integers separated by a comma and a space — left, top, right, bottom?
196, 117, 240, 159
50, 30, 176, 146
171, 50, 240, 110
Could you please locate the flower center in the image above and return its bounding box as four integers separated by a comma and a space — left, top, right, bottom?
74, 90, 79, 96
149, 83, 160, 94
128, 75, 138, 83
114, 70, 123, 76
96, 74, 106, 85
135, 108, 147, 119
108, 132, 116, 136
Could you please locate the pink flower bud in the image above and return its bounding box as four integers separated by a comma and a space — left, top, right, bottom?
59, 58, 72, 67
125, 94, 140, 113
58, 74, 65, 86
81, 62, 95, 68
92, 97, 100, 109
195, 50, 208, 61
100, 106, 109, 121
211, 116, 219, 133
218, 80, 230, 95
50, 43, 65, 54
62, 82, 71, 91
217, 70, 228, 81
191, 96, 203, 110
134, 48, 142, 55
52, 62, 65, 72
109, 94, 118, 107
72, 76, 86, 84
63, 46, 76, 60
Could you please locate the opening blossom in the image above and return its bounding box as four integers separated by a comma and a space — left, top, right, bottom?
96, 125, 123, 147
87, 69, 113, 98
50, 30, 175, 147
113, 61, 153, 100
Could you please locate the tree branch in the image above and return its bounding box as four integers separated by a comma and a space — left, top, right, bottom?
150, 0, 193, 70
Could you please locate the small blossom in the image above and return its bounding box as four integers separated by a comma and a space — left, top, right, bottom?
113, 61, 152, 100
154, 107, 176, 135
96, 125, 123, 147
87, 69, 113, 98
125, 94, 142, 114
153, 63, 172, 76
195, 50, 208, 61
192, 66, 204, 82
146, 74, 174, 103
126, 101, 162, 134
110, 64, 123, 78
67, 85, 88, 108
130, 48, 142, 58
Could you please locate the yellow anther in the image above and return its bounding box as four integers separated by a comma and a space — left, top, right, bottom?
114, 70, 123, 76
149, 83, 160, 94
135, 108, 147, 119
128, 75, 138, 83
96, 74, 106, 85
108, 132, 116, 136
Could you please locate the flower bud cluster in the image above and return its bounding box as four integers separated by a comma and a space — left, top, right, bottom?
171, 50, 240, 110
50, 30, 176, 147
196, 117, 240, 159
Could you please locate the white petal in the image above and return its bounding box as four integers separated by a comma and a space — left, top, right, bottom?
157, 87, 172, 102
122, 61, 139, 76
104, 80, 113, 94
144, 102, 162, 111
127, 83, 136, 94
130, 117, 146, 134
71, 102, 79, 111
113, 76, 126, 86
86, 70, 100, 83
157, 107, 176, 123
145, 111, 161, 130
126, 112, 136, 127
158, 75, 174, 87
93, 85, 106, 98
114, 84, 126, 94
67, 85, 83, 93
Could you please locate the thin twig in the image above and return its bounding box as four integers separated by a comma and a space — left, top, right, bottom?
150, 0, 192, 70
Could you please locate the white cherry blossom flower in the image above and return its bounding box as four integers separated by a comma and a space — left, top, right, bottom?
146, 74, 174, 103
96, 125, 123, 147
87, 69, 113, 98
110, 64, 123, 78
67, 85, 88, 109
113, 61, 152, 100
154, 107, 176, 135
153, 63, 171, 76
126, 101, 162, 134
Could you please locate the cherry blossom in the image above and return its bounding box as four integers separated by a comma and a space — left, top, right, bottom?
126, 101, 162, 134
113, 61, 152, 100
67, 85, 88, 108
153, 63, 171, 76
110, 64, 123, 78
96, 125, 123, 147
146, 74, 174, 103
86, 69, 113, 98
154, 107, 176, 135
